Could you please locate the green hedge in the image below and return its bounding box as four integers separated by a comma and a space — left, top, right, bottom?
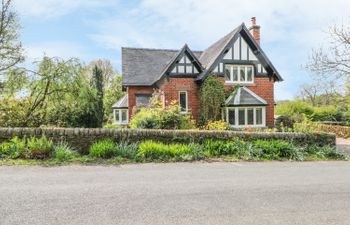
0, 128, 336, 153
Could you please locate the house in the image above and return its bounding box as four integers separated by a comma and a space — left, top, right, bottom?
112, 17, 283, 128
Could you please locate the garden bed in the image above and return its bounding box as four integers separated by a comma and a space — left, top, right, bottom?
0, 136, 347, 166
0, 128, 336, 154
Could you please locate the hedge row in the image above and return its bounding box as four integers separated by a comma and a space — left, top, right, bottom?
0, 128, 336, 154
318, 124, 350, 139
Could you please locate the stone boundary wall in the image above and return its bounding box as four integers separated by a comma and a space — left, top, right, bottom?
0, 128, 336, 154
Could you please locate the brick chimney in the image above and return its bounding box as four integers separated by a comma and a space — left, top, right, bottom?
249, 17, 260, 45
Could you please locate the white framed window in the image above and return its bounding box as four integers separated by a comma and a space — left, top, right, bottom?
224, 65, 254, 84
179, 91, 188, 113
225, 107, 265, 128
114, 109, 128, 125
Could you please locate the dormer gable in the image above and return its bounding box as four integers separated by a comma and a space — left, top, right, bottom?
167, 45, 203, 77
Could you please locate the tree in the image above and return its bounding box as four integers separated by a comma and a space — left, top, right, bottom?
0, 0, 24, 73
0, 57, 90, 127
85, 59, 124, 123
91, 65, 104, 128
200, 74, 226, 122
104, 76, 123, 121
306, 21, 350, 80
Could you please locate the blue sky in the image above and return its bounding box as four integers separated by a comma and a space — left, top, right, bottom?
13, 0, 350, 100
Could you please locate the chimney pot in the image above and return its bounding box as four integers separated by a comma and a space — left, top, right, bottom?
249, 17, 260, 45
251, 17, 256, 26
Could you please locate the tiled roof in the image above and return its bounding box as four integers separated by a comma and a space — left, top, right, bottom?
121, 23, 282, 86
225, 87, 267, 106
112, 94, 128, 108
122, 47, 202, 86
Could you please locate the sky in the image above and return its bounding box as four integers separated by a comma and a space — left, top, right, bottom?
12, 0, 350, 100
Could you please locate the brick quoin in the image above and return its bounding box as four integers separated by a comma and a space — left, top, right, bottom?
127, 76, 275, 127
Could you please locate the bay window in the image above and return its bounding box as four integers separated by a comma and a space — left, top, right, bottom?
114, 109, 128, 125
225, 107, 265, 127
224, 65, 254, 84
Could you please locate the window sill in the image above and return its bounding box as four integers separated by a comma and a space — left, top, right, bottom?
225, 82, 255, 86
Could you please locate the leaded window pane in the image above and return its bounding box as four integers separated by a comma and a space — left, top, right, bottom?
224, 68, 231, 81
238, 109, 245, 125
247, 66, 253, 81
136, 95, 151, 107
121, 110, 127, 122
247, 109, 254, 125
228, 109, 235, 125
115, 110, 120, 121
232, 67, 238, 81
179, 92, 187, 112
240, 67, 246, 81
256, 108, 262, 125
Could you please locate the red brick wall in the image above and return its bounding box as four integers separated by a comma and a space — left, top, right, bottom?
127, 76, 275, 127
158, 78, 201, 120
127, 86, 154, 120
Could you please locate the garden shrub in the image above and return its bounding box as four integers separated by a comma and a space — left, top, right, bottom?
53, 143, 77, 161
205, 120, 229, 130
115, 142, 139, 159
138, 140, 199, 161
27, 136, 54, 159
130, 108, 160, 129
0, 137, 28, 159
89, 139, 117, 159
253, 140, 298, 160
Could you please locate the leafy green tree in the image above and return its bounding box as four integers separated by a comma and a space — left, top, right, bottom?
200, 74, 226, 122
104, 76, 123, 121
91, 65, 104, 127
0, 0, 24, 74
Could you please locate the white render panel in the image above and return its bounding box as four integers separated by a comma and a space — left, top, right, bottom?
248, 48, 257, 61
219, 63, 223, 72
171, 67, 176, 73
233, 38, 240, 60
179, 56, 185, 63
241, 38, 248, 60
213, 65, 219, 73
258, 64, 262, 73
223, 47, 233, 60
193, 66, 198, 73
178, 65, 185, 73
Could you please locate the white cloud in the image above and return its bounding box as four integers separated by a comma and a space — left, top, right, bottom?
24, 41, 86, 61
14, 0, 115, 19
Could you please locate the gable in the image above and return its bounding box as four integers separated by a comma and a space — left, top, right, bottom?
169, 52, 200, 76
211, 33, 267, 75
196, 24, 282, 82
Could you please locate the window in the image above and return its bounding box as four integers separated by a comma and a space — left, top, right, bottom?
225, 107, 265, 127
114, 109, 128, 125
238, 109, 245, 125
136, 94, 151, 107
121, 110, 127, 123
179, 91, 188, 113
228, 109, 235, 125
224, 65, 254, 83
256, 108, 263, 125
247, 108, 254, 125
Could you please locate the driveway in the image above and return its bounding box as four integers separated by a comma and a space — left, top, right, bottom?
337, 138, 350, 154
1, 162, 350, 225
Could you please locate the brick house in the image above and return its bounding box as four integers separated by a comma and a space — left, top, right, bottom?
112, 18, 283, 128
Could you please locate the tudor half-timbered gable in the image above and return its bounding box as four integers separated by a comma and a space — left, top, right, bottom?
114, 17, 283, 128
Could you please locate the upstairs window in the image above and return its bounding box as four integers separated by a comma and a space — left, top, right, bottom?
224, 65, 254, 84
